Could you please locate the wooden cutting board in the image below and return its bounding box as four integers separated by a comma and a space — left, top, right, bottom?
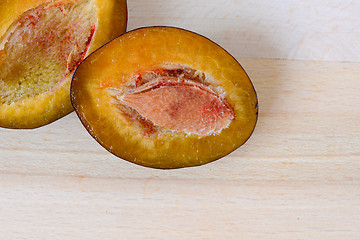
1, 0, 359, 239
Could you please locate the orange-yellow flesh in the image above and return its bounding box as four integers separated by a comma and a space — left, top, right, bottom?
119, 79, 234, 136
0, 0, 96, 105
72, 27, 258, 168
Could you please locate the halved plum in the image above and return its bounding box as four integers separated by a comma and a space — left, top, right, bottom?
0, 0, 127, 128
71, 27, 258, 169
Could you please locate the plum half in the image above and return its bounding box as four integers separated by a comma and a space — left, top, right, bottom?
0, 0, 127, 128
71, 27, 258, 169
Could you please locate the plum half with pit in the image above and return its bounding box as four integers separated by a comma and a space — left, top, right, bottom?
71, 26, 258, 169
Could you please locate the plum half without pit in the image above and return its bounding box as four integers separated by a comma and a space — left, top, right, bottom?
0, 0, 127, 128
71, 27, 258, 169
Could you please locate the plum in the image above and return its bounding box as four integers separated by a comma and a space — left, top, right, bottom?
71, 26, 258, 169
0, 0, 127, 128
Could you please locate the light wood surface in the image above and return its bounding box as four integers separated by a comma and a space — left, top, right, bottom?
128, 0, 360, 62
1, 58, 359, 239
1, 0, 360, 239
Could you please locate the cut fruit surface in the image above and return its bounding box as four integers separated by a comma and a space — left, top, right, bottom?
71, 27, 258, 169
1, 0, 96, 104
0, 0, 127, 128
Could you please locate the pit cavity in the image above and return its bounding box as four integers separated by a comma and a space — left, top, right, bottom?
111, 66, 235, 136
0, 0, 96, 104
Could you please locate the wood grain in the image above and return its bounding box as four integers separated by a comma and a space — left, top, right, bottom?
128, 0, 360, 62
1, 59, 359, 239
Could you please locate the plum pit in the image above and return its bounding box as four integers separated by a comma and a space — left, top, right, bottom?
111, 67, 235, 136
